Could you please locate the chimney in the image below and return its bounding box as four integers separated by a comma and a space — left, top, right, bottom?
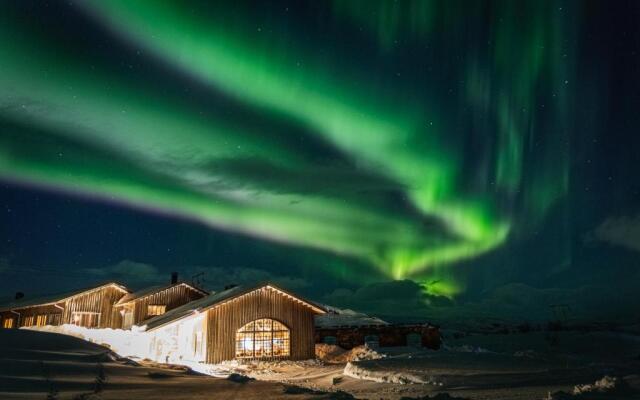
15, 292, 24, 300
171, 272, 178, 284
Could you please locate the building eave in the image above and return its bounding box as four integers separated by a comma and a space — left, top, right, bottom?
0, 282, 129, 312
145, 282, 325, 332
114, 282, 208, 307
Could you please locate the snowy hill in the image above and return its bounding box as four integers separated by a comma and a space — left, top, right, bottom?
315, 305, 389, 328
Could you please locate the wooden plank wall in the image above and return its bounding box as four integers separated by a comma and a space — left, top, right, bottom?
131, 285, 205, 325
62, 286, 126, 328
205, 287, 316, 363
3, 305, 62, 327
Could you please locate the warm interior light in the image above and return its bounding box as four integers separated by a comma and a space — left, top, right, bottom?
235, 318, 290, 359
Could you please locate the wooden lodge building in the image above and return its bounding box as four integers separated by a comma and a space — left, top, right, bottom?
142, 283, 326, 364
0, 278, 439, 363
114, 280, 208, 330
0, 274, 206, 331
0, 282, 129, 329
0, 279, 327, 363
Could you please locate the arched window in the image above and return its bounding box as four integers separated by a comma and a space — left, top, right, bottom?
235, 318, 290, 359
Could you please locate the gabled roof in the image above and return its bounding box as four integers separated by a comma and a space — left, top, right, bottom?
142, 282, 326, 331
0, 282, 129, 312
115, 282, 208, 306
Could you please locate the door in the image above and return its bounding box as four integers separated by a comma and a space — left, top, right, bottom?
123, 311, 134, 329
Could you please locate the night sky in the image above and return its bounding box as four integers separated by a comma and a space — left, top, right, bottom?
1, 1, 639, 324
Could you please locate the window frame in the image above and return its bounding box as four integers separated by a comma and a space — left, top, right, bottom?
23, 315, 35, 327
147, 304, 167, 317
235, 318, 290, 359
71, 311, 101, 328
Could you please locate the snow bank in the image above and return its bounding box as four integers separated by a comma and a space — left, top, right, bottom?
25, 324, 149, 359
349, 345, 386, 361
190, 358, 324, 380
572, 375, 619, 395
315, 344, 385, 363
545, 376, 627, 399
340, 345, 442, 385
27, 325, 323, 380
343, 361, 440, 385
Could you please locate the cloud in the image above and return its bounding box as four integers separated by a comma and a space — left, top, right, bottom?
183, 266, 310, 292
324, 280, 452, 318
84, 260, 165, 286
588, 214, 640, 252
81, 260, 311, 292
322, 278, 640, 326
201, 157, 405, 198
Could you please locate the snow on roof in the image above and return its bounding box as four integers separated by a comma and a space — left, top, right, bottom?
0, 282, 129, 312
142, 282, 325, 331
314, 305, 389, 328
115, 282, 208, 306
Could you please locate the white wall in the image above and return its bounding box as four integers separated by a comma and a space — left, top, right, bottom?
146, 314, 206, 364
25, 314, 206, 365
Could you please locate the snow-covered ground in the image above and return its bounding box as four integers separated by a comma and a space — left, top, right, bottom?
0, 328, 351, 400
334, 330, 640, 399
8, 325, 640, 399
199, 329, 640, 399
28, 324, 149, 358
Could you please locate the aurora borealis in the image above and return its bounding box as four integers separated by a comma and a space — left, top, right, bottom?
1, 1, 640, 319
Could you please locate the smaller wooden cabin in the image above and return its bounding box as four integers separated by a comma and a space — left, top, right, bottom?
114, 282, 208, 329
142, 283, 326, 364
0, 283, 128, 329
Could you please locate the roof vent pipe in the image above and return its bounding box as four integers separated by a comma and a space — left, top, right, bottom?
171, 272, 178, 284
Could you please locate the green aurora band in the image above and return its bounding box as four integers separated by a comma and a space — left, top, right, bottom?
0, 1, 574, 297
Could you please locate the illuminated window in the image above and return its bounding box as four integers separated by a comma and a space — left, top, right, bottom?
147, 305, 166, 316
3, 318, 14, 328
36, 315, 47, 326
235, 318, 290, 359
72, 312, 100, 328
23, 316, 34, 327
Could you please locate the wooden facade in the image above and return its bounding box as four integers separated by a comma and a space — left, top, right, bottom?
2, 282, 328, 365
61, 284, 127, 329
115, 283, 207, 329
0, 304, 61, 328
145, 284, 325, 364
205, 286, 319, 363
0, 283, 128, 329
